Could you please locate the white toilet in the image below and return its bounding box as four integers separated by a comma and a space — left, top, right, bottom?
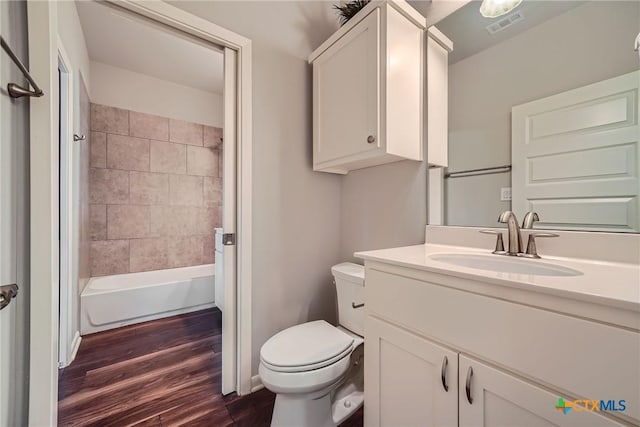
259, 262, 365, 427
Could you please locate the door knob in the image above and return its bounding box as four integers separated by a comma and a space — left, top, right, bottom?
367, 135, 376, 144
0, 283, 18, 311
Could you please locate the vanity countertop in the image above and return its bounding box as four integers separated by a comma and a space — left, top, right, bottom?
355, 244, 640, 316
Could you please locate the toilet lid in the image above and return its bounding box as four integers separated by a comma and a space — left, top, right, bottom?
260, 320, 354, 373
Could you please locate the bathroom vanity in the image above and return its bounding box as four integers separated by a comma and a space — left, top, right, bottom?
356, 242, 640, 426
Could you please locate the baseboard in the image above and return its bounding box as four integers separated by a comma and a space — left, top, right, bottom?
251, 374, 264, 392
70, 331, 82, 362
59, 331, 82, 369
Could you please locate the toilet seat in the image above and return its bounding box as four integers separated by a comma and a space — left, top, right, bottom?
260, 320, 354, 373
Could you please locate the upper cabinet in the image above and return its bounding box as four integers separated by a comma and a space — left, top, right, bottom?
309, 1, 434, 174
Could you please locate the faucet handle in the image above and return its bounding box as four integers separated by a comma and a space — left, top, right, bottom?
522, 211, 539, 229
479, 230, 505, 254
524, 232, 558, 258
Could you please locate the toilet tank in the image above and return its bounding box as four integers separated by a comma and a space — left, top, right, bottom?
332, 263, 365, 336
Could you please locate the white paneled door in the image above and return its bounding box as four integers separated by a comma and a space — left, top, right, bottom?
0, 17, 28, 425
512, 71, 640, 232
222, 46, 238, 396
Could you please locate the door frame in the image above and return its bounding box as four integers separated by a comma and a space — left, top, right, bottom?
56, 39, 81, 369
27, 2, 253, 424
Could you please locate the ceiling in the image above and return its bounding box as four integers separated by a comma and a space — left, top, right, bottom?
76, 1, 224, 94
435, 0, 585, 64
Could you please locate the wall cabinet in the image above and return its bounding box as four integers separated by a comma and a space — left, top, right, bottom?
309, 1, 437, 174
364, 264, 635, 426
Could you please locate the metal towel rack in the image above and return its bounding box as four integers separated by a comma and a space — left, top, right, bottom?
1, 36, 44, 98
444, 165, 511, 179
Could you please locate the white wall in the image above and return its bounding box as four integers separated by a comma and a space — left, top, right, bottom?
57, 0, 91, 89
446, 1, 640, 227
0, 1, 30, 424
340, 161, 428, 262
90, 61, 223, 127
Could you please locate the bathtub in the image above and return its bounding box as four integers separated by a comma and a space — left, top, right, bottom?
80, 264, 215, 335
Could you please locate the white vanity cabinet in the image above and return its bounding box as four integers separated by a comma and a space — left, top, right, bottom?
366, 316, 458, 426
308, 1, 429, 174
458, 356, 621, 427
362, 262, 636, 427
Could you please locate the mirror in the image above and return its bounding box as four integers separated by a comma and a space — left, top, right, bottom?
430, 0, 640, 232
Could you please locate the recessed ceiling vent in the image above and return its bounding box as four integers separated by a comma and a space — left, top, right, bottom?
486, 11, 524, 35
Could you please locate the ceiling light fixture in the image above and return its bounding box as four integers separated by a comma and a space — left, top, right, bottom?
479, 0, 523, 18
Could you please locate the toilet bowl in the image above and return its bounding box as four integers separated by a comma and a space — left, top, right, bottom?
259, 262, 365, 427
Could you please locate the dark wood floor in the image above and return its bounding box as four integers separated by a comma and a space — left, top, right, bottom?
58, 308, 363, 427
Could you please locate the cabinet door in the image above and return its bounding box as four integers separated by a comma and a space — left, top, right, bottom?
313, 8, 380, 166
365, 317, 458, 427
459, 355, 623, 427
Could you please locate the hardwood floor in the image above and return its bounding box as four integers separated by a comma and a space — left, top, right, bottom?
58, 308, 364, 427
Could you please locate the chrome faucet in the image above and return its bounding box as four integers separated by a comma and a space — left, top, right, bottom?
522, 211, 539, 229
497, 211, 522, 256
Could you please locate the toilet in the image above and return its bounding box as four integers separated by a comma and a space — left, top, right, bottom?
259, 262, 365, 427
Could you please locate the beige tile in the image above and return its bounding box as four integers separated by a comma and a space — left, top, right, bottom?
107, 205, 150, 239
203, 234, 215, 264
149, 205, 168, 236
218, 148, 223, 178
196, 206, 220, 235
187, 146, 218, 177
90, 168, 129, 204
130, 238, 168, 272
90, 204, 107, 241
91, 240, 129, 276
169, 206, 201, 236
91, 104, 129, 135
130, 171, 169, 205
130, 111, 169, 141
169, 174, 203, 206
168, 235, 203, 268
169, 119, 203, 146
107, 134, 150, 171
90, 132, 106, 168
204, 177, 222, 207
150, 205, 198, 236
204, 126, 223, 148
150, 141, 186, 174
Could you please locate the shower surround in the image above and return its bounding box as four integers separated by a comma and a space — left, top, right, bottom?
89, 103, 223, 277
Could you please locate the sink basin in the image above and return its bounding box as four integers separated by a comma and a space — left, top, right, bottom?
428, 253, 583, 277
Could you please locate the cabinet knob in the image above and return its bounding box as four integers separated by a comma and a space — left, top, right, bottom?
367, 135, 376, 144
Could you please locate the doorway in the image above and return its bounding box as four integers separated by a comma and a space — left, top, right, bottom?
56, 1, 241, 420
58, 44, 82, 369
27, 1, 253, 421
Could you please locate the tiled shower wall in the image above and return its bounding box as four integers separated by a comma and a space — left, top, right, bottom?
89, 103, 223, 277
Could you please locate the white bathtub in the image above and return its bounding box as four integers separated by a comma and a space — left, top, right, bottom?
80, 264, 215, 335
